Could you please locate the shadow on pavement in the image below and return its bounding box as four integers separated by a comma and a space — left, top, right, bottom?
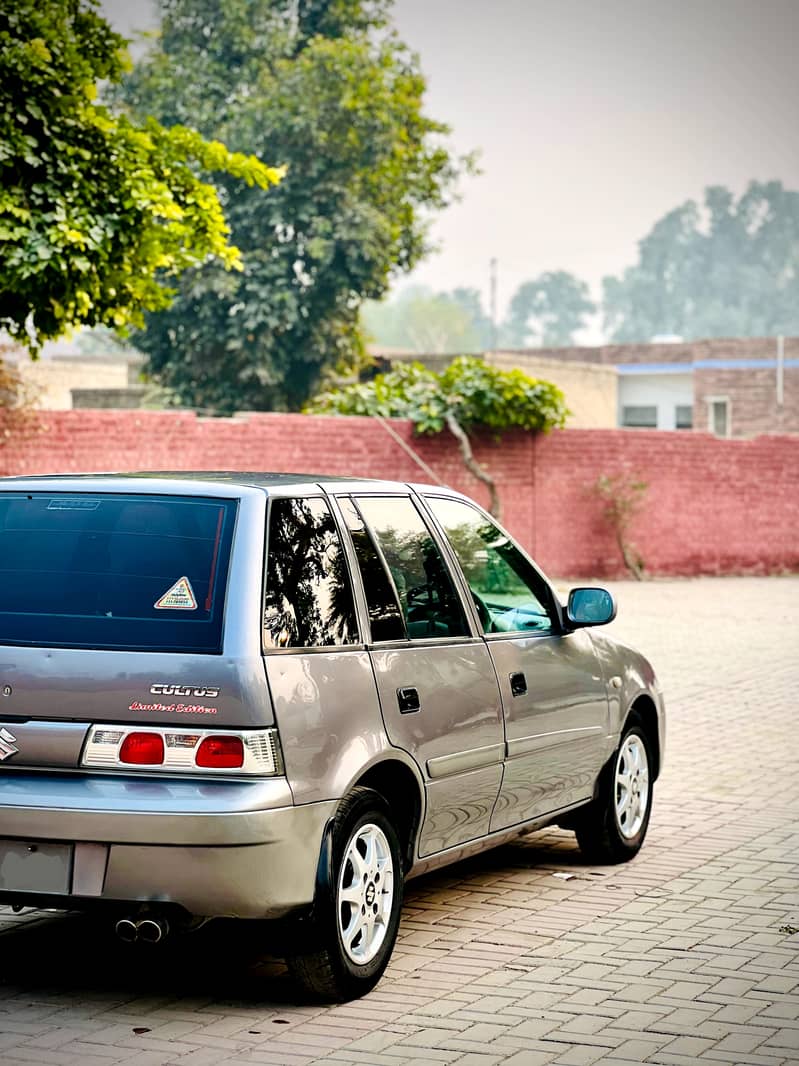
0, 830, 581, 1006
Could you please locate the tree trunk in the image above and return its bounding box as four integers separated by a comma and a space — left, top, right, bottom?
444, 413, 501, 520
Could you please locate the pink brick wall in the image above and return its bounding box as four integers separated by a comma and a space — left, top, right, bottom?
1, 411, 797, 578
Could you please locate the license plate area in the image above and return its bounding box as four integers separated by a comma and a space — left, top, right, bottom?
0, 839, 73, 894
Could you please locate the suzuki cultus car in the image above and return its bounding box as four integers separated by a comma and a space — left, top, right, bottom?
0, 473, 664, 999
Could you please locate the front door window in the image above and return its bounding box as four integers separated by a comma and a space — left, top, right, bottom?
426, 497, 554, 635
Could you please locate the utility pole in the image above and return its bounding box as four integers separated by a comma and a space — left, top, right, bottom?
489, 257, 497, 352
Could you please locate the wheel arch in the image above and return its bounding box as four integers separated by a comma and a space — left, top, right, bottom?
627, 694, 660, 781
352, 759, 424, 873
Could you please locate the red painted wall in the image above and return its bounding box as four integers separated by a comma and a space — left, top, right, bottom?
1, 410, 797, 577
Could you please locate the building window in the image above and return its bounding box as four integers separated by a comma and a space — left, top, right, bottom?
707, 398, 730, 438
622, 405, 658, 429
675, 405, 693, 430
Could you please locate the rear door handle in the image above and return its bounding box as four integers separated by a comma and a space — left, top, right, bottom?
397, 687, 421, 714
510, 672, 527, 697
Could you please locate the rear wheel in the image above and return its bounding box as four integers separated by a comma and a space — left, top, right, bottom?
574, 715, 653, 863
286, 787, 404, 1001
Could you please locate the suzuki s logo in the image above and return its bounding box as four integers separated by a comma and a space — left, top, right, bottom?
0, 728, 18, 761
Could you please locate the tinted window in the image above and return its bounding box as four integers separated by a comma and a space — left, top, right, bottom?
427, 497, 554, 635
264, 497, 358, 649
0, 493, 236, 653
356, 496, 469, 640
338, 498, 405, 642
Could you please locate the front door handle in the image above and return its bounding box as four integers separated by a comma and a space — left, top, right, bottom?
397, 686, 421, 714
510, 672, 527, 697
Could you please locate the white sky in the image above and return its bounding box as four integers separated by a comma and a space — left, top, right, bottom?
103, 0, 799, 336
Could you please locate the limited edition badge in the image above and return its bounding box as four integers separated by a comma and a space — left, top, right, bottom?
154, 576, 197, 610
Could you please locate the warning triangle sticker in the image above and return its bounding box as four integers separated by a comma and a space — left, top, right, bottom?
154, 576, 197, 610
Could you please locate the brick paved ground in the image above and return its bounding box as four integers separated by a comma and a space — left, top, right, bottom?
1, 576, 798, 1066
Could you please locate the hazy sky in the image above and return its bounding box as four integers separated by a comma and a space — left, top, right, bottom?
102, 0, 799, 332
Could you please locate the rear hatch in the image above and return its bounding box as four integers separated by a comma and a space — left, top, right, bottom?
0, 487, 273, 770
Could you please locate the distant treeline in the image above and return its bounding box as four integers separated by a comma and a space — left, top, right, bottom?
364, 182, 799, 351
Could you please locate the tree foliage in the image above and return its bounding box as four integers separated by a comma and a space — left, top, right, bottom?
121, 0, 471, 412
0, 0, 281, 354
362, 285, 490, 354
502, 271, 595, 348
602, 182, 799, 342
308, 356, 568, 517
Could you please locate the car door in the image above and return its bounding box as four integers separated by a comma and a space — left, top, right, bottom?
424, 495, 612, 832
335, 494, 504, 857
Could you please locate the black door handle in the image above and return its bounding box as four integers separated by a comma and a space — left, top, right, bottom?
510, 672, 527, 697
397, 687, 421, 714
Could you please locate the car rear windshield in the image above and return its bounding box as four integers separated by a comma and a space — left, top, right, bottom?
0, 492, 237, 653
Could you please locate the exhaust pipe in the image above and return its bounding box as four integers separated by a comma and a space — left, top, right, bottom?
114, 915, 169, 944
136, 917, 168, 944
115, 917, 138, 943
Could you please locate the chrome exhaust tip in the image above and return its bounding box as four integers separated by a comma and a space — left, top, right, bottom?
115, 917, 138, 943
136, 917, 168, 944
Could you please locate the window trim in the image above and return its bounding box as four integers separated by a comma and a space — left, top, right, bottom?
706, 395, 731, 438
261, 491, 365, 655
418, 492, 564, 639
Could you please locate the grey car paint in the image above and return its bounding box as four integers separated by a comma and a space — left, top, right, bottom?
368, 641, 505, 855
486, 630, 612, 831
0, 472, 665, 924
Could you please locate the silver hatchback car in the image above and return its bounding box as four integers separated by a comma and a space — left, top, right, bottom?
0, 473, 664, 1000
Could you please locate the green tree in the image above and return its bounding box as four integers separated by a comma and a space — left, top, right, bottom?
121, 0, 471, 412
0, 0, 281, 354
307, 356, 568, 519
502, 271, 596, 348
602, 181, 799, 341
362, 286, 482, 353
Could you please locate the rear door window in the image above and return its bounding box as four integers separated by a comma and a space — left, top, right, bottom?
263, 497, 359, 649
0, 493, 236, 653
355, 496, 470, 640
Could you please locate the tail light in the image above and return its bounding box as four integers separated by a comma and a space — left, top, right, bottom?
196, 735, 244, 768
82, 725, 282, 776
120, 732, 165, 765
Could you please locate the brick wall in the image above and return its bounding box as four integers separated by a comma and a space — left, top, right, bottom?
1, 410, 797, 578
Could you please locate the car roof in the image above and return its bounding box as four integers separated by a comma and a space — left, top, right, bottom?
0, 470, 462, 497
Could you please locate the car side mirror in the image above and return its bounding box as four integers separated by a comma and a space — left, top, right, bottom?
566, 587, 617, 628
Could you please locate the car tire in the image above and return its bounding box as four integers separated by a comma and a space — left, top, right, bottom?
574, 714, 653, 864
285, 786, 404, 1001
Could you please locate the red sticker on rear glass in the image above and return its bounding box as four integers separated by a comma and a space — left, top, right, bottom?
154, 576, 197, 610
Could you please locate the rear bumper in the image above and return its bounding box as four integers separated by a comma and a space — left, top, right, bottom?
0, 772, 336, 918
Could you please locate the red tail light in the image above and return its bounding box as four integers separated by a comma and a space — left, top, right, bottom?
196, 735, 244, 768
120, 732, 165, 765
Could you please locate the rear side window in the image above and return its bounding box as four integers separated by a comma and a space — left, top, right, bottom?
263, 497, 358, 649
0, 493, 236, 653
356, 496, 470, 640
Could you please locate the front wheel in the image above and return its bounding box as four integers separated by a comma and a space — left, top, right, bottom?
286, 787, 404, 1001
574, 716, 653, 863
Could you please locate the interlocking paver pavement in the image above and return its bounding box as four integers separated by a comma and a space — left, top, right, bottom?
1, 575, 798, 1066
